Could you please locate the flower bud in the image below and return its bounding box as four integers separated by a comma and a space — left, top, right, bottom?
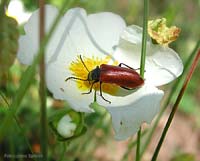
49, 109, 86, 141
57, 115, 76, 138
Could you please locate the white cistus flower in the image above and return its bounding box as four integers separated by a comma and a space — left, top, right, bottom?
17, 5, 183, 140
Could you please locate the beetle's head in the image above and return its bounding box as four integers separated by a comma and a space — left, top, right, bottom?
88, 66, 100, 82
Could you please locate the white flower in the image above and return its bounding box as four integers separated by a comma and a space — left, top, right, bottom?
17, 5, 183, 140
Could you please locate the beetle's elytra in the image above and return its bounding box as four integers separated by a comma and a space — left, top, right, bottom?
65, 56, 144, 103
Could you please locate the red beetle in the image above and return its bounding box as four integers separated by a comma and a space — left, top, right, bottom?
65, 55, 144, 103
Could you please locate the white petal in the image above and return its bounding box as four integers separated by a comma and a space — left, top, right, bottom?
46, 60, 94, 113
17, 35, 37, 65
113, 41, 141, 69
87, 12, 126, 53
99, 85, 163, 140
120, 25, 143, 44
24, 5, 59, 48
112, 25, 151, 69
56, 9, 126, 61
145, 46, 183, 86
17, 5, 59, 65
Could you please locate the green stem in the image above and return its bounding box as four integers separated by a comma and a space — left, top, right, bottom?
151, 48, 200, 161
58, 143, 67, 161
94, 90, 97, 102
39, 0, 48, 160
136, 0, 149, 160
136, 127, 141, 161
121, 130, 148, 161
140, 40, 200, 156
139, 0, 149, 77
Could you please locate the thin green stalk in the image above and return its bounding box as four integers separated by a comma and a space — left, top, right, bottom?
136, 0, 149, 160
0, 0, 73, 140
136, 127, 141, 161
94, 90, 97, 102
121, 129, 148, 161
151, 49, 200, 161
140, 40, 200, 157
0, 92, 35, 160
58, 143, 67, 161
139, 0, 149, 77
39, 0, 48, 160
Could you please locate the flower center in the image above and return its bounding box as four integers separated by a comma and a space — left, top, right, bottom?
68, 55, 119, 95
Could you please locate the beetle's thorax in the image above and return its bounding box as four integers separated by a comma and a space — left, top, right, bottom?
88, 66, 100, 81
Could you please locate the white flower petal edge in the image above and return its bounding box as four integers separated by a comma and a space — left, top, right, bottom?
17, 5, 59, 65
114, 25, 183, 86
145, 46, 183, 86
120, 25, 150, 44
101, 85, 164, 140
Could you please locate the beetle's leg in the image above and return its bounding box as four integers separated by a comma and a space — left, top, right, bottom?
82, 80, 98, 95
118, 63, 140, 70
120, 86, 132, 90
120, 86, 140, 92
99, 82, 111, 104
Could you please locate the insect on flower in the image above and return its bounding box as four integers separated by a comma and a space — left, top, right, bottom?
65, 56, 144, 103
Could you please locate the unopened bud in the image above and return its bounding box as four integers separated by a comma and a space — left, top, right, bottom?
57, 115, 77, 138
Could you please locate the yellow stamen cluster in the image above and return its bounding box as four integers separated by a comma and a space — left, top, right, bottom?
68, 55, 119, 95
148, 18, 181, 45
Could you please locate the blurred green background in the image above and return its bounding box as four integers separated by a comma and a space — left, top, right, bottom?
0, 0, 200, 161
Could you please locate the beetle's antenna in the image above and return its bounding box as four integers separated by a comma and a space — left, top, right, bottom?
79, 55, 90, 73
65, 77, 88, 82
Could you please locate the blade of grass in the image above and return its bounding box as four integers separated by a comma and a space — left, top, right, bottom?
139, 0, 149, 78
140, 40, 200, 157
151, 48, 200, 161
136, 0, 149, 160
39, 0, 48, 160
